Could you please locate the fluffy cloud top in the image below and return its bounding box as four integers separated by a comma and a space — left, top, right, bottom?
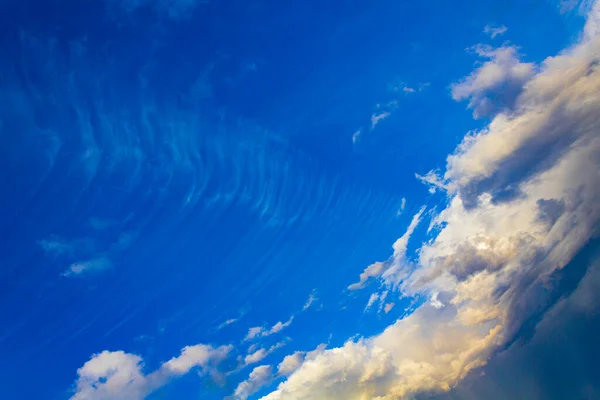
262, 3, 600, 399
451, 45, 536, 119
71, 344, 232, 400
233, 365, 274, 400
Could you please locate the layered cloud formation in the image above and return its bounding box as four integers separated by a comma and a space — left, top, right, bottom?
261, 3, 600, 399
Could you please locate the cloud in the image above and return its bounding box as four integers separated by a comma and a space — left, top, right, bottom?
302, 290, 318, 311
63, 257, 112, 277
451, 45, 536, 118
71, 344, 232, 400
268, 317, 294, 334
396, 197, 407, 216
383, 303, 395, 314
371, 111, 391, 130
38, 236, 75, 256
483, 24, 508, 38
416, 170, 447, 194
348, 262, 385, 290
388, 79, 430, 94
245, 317, 294, 341
232, 365, 274, 400
262, 4, 600, 399
218, 318, 239, 330
244, 343, 286, 366
427, 253, 600, 400
364, 293, 380, 312
351, 129, 362, 144
276, 352, 305, 376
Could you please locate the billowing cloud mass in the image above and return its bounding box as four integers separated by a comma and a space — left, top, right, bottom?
451, 45, 536, 118
71, 344, 231, 400
262, 3, 600, 399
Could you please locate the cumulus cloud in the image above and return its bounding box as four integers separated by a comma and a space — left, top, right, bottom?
451, 45, 536, 118
232, 365, 274, 400
71, 344, 232, 400
277, 352, 305, 376
244, 343, 286, 366
262, 3, 600, 399
348, 262, 385, 290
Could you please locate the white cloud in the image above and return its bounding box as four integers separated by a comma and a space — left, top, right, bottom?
233, 365, 274, 400
396, 197, 407, 216
218, 318, 238, 330
245, 348, 269, 365
64, 257, 112, 277
370, 111, 391, 129
245, 326, 264, 341
415, 170, 447, 194
351, 129, 362, 144
245, 316, 294, 341
262, 4, 600, 399
364, 293, 380, 312
71, 344, 232, 400
277, 352, 305, 376
348, 262, 385, 290
388, 80, 430, 94
451, 45, 536, 118
483, 24, 508, 38
269, 316, 294, 334
244, 343, 286, 366
302, 290, 318, 311
383, 303, 395, 314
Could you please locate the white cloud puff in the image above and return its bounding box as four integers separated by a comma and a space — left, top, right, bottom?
71, 344, 232, 400
483, 24, 508, 38
262, 3, 600, 399
232, 365, 274, 400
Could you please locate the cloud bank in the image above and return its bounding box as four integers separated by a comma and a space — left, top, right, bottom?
262, 3, 600, 399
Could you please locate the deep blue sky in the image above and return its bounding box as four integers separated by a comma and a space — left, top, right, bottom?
0, 0, 597, 399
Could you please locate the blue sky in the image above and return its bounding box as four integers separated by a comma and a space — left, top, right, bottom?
1, 0, 599, 399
